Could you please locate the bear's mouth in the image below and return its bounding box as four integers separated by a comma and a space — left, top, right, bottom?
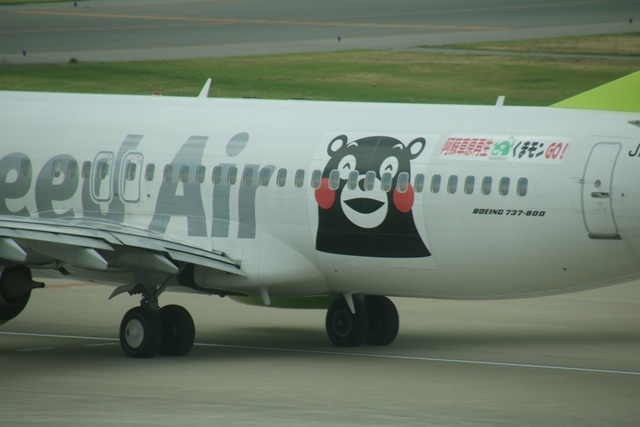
344, 198, 384, 214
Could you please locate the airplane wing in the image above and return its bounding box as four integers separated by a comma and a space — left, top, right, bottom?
0, 216, 243, 278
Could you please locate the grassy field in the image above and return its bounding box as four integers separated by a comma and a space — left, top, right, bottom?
1, 34, 639, 106
441, 32, 640, 57
1, 51, 637, 106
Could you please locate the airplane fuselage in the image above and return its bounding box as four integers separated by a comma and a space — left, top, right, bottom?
2, 90, 640, 302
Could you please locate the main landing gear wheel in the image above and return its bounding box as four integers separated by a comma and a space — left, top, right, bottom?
325, 297, 369, 347
119, 306, 163, 358
159, 304, 195, 357
364, 296, 399, 346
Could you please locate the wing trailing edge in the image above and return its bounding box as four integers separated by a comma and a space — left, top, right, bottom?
0, 217, 244, 277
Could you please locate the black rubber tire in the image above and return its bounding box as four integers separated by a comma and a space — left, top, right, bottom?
119, 306, 163, 358
365, 296, 399, 346
159, 304, 195, 357
325, 297, 369, 347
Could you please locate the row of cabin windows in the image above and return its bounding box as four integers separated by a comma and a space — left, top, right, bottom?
430, 174, 529, 197
43, 159, 529, 197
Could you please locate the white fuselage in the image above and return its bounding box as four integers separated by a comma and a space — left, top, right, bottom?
2, 91, 640, 300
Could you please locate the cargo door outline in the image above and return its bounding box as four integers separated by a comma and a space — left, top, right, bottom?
581, 143, 621, 239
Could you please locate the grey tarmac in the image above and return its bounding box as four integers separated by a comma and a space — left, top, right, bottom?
1, 0, 640, 64
1, 279, 639, 426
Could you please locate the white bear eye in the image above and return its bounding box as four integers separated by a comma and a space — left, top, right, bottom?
379, 156, 398, 179
337, 155, 356, 180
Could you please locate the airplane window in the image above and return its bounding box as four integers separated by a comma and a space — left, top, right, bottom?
347, 171, 358, 190
276, 168, 287, 187
517, 177, 528, 197
329, 169, 340, 190
179, 165, 190, 183
295, 169, 305, 188
163, 165, 173, 183
431, 174, 441, 193
243, 167, 254, 186
464, 176, 475, 195
98, 161, 110, 180
67, 160, 78, 179
82, 161, 91, 179
365, 171, 376, 191
145, 163, 155, 181
52, 159, 63, 178
126, 163, 137, 181
481, 176, 492, 195
196, 166, 206, 184
397, 172, 409, 193
228, 166, 238, 185
499, 177, 510, 196
260, 168, 272, 186
414, 174, 425, 193
311, 170, 321, 189
381, 172, 392, 192
212, 166, 221, 184
20, 158, 31, 177
447, 175, 458, 194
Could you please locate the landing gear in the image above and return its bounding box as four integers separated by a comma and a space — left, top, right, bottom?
326, 297, 369, 347
159, 305, 195, 357
116, 283, 196, 358
325, 295, 399, 347
120, 306, 163, 358
364, 295, 399, 345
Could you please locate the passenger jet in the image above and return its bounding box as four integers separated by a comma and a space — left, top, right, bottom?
0, 71, 639, 357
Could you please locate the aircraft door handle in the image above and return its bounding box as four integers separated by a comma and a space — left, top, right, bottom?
591, 191, 610, 198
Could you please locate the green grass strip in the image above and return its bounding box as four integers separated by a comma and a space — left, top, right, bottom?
1, 50, 637, 106
437, 32, 640, 57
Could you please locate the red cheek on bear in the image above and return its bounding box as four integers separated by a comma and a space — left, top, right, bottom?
393, 184, 414, 213
315, 178, 335, 209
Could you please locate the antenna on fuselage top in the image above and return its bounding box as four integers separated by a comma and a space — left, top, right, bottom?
198, 78, 212, 99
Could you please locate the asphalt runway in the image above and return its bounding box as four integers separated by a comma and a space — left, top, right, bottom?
1, 0, 640, 64
1, 280, 639, 426
2, 0, 640, 425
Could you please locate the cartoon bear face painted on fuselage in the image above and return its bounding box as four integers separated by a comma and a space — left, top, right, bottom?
315, 135, 431, 258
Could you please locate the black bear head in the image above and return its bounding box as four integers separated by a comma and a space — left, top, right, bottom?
315, 135, 431, 258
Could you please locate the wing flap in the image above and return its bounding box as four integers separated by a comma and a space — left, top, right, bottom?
0, 227, 115, 250
166, 248, 243, 276
0, 216, 243, 277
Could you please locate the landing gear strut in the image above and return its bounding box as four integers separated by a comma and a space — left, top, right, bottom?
325, 295, 399, 347
116, 283, 195, 358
